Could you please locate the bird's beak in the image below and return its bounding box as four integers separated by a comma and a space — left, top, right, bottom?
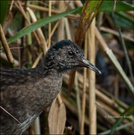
79, 57, 101, 74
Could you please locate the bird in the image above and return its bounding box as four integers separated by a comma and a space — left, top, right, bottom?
0, 40, 101, 135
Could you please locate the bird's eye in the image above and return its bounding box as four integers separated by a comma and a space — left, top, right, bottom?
68, 51, 74, 56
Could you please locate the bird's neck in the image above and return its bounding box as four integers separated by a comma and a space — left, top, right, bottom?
36, 66, 63, 77
47, 69, 63, 77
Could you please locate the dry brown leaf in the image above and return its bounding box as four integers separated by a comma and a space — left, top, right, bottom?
48, 95, 66, 134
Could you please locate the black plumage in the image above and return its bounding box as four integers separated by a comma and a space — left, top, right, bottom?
0, 40, 101, 134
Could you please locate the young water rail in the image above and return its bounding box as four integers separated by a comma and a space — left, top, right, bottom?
0, 40, 101, 134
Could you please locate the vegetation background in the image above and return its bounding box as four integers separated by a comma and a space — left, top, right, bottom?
0, 0, 134, 134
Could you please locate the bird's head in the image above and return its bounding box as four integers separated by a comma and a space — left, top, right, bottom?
44, 40, 101, 74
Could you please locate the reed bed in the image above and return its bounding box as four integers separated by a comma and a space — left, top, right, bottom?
0, 0, 133, 135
